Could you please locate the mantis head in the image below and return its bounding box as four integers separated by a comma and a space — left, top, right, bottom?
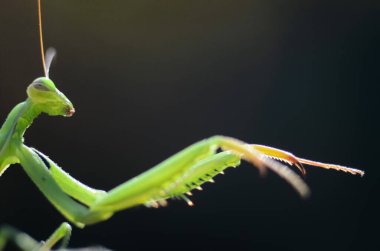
27, 77, 75, 117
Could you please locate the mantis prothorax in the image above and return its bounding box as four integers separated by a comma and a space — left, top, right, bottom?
0, 0, 364, 250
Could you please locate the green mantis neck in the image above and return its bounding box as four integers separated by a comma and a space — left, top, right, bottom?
0, 99, 40, 174
0, 99, 41, 145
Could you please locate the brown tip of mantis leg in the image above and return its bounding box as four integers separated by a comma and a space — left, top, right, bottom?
296, 157, 365, 177
251, 144, 364, 177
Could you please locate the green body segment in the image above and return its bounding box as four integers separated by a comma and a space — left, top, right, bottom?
91, 139, 219, 211
91, 140, 241, 212
0, 102, 29, 175
33, 149, 107, 206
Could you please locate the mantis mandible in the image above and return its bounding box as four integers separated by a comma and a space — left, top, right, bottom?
0, 1, 365, 250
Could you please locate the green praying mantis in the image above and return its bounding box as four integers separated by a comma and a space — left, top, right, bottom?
0, 1, 365, 250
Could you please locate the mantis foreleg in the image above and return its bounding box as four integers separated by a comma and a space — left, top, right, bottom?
17, 135, 362, 227
90, 136, 310, 212
91, 150, 242, 212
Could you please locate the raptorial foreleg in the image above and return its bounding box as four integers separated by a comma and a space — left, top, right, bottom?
90, 136, 310, 213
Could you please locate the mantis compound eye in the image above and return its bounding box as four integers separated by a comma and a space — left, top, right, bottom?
32, 82, 50, 91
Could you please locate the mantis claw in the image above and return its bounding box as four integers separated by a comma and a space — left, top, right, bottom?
251, 144, 364, 177
252, 144, 306, 176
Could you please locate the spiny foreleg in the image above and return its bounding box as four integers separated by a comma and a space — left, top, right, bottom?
90, 135, 310, 214
17, 135, 364, 227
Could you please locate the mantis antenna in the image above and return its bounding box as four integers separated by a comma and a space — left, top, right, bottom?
38, 0, 47, 77
38, 0, 56, 78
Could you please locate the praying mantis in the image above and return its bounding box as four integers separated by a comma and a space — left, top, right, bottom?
0, 1, 365, 250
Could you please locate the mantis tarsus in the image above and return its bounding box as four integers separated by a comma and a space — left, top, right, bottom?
0, 0, 365, 250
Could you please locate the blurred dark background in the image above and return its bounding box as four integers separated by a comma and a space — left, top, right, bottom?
0, 0, 379, 250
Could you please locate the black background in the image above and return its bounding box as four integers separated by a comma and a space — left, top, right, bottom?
0, 1, 379, 250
